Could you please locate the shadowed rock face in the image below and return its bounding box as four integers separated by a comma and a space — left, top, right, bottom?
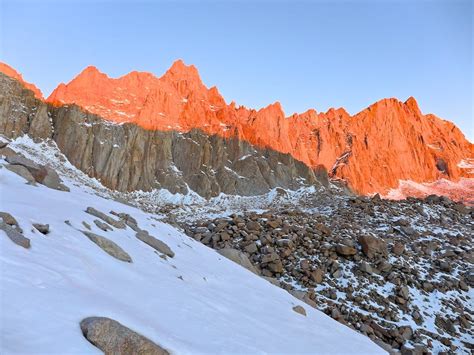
0, 73, 320, 198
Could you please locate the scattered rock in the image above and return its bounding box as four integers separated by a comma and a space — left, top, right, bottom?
136, 231, 174, 258
359, 261, 373, 274
33, 223, 49, 234
358, 235, 387, 258
392, 242, 405, 256
81, 231, 132, 262
85, 207, 126, 229
310, 268, 324, 283
80, 317, 169, 355
82, 221, 92, 230
0, 221, 30, 248
292, 305, 307, 316
94, 219, 113, 232
336, 244, 357, 257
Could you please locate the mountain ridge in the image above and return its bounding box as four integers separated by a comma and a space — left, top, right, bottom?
1, 61, 473, 199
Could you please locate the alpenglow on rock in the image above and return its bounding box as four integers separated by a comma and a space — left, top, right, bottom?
0, 70, 321, 198
1, 61, 473, 201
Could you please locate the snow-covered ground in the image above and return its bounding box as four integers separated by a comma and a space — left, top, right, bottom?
0, 147, 384, 353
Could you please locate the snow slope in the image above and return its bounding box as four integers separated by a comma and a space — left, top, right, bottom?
0, 157, 384, 353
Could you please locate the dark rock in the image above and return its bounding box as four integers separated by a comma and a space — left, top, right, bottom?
33, 223, 49, 234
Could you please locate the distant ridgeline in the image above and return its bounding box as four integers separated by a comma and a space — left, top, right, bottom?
0, 62, 473, 201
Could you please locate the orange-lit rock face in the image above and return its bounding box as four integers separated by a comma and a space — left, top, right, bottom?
0, 63, 43, 99
5, 60, 474, 198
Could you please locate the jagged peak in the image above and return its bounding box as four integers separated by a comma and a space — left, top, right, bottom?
163, 59, 201, 80
0, 62, 44, 99
405, 96, 422, 116
258, 101, 285, 117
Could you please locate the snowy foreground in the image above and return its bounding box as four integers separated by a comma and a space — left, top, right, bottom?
0, 157, 384, 353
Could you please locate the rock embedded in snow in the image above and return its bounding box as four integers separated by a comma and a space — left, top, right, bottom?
81, 230, 132, 262
85, 207, 126, 229
0, 221, 30, 248
135, 230, 175, 258
32, 223, 49, 235
217, 248, 259, 275
4, 164, 36, 184
0, 211, 20, 227
111, 211, 140, 231
5, 152, 69, 191
292, 305, 307, 316
94, 219, 113, 232
80, 317, 169, 355
39, 166, 70, 192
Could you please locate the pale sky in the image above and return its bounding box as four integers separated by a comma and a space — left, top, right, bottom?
1, 0, 472, 140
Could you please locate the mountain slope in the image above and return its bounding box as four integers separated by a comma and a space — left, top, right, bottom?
0, 140, 384, 354
45, 60, 473, 196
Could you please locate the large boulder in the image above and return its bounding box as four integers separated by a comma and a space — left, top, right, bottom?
81, 231, 132, 262
217, 248, 259, 275
5, 154, 41, 172
80, 317, 169, 355
5, 153, 69, 191
38, 166, 70, 191
358, 235, 387, 259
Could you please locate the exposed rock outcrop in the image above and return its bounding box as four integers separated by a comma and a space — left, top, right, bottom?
80, 317, 169, 355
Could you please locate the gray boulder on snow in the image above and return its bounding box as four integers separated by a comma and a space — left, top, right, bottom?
81, 230, 132, 262
4, 164, 36, 184
5, 153, 69, 191
80, 317, 169, 355
0, 221, 30, 249
136, 230, 175, 258
86, 207, 126, 229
